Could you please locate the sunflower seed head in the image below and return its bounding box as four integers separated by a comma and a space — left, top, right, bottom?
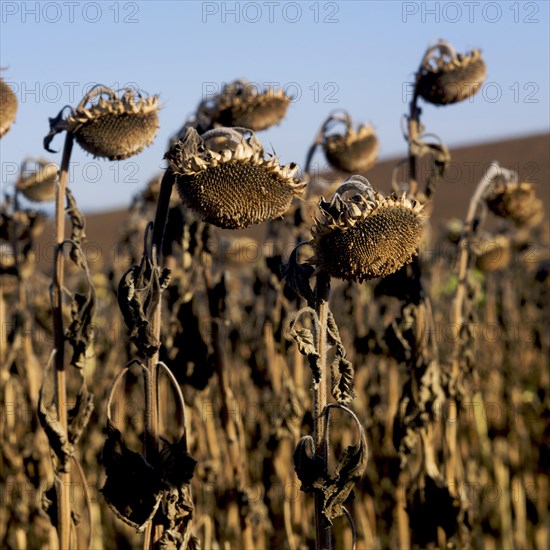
311, 184, 425, 282
323, 123, 378, 173
0, 78, 18, 138
201, 79, 291, 132
442, 218, 464, 245
484, 181, 544, 228
66, 88, 160, 160
165, 127, 306, 229
474, 235, 511, 272
417, 47, 486, 105
16, 159, 59, 202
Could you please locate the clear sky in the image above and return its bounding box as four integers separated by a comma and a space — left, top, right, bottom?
1, 0, 549, 212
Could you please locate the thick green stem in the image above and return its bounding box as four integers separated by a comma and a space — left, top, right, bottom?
313, 272, 332, 550
52, 132, 74, 549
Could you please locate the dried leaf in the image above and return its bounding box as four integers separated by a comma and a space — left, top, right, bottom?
100, 421, 162, 531
117, 253, 172, 357
288, 321, 320, 385
101, 423, 197, 536
66, 257, 96, 369
331, 346, 355, 405
43, 107, 71, 153
326, 312, 355, 403
38, 364, 94, 472
38, 387, 71, 472
281, 244, 315, 305
67, 376, 94, 447
321, 406, 368, 524
65, 189, 86, 263
293, 407, 368, 526
157, 437, 198, 548
293, 435, 326, 494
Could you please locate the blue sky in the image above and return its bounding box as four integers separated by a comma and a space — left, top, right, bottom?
1, 0, 549, 212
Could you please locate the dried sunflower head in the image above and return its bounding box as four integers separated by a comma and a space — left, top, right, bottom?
165, 127, 305, 229
416, 40, 486, 106
45, 85, 160, 160
0, 77, 18, 138
484, 180, 544, 227
305, 111, 378, 176
323, 123, 379, 173
310, 176, 425, 282
442, 218, 463, 245
16, 158, 58, 202
199, 79, 291, 132
474, 235, 511, 272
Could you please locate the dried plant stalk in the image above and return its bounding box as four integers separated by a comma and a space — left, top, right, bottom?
51, 133, 75, 550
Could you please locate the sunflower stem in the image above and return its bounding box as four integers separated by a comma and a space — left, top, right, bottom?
51, 131, 74, 550
407, 91, 420, 197
445, 161, 505, 531
143, 169, 175, 548
451, 161, 504, 379
151, 169, 176, 263
313, 272, 332, 550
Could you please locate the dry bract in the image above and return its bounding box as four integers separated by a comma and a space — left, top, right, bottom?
200, 79, 291, 132
66, 88, 160, 160
16, 159, 59, 203
416, 40, 486, 105
0, 78, 18, 138
310, 176, 425, 282
165, 127, 305, 229
484, 181, 544, 227
323, 124, 379, 173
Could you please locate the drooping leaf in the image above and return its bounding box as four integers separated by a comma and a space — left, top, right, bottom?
117, 253, 171, 357
288, 309, 321, 385
326, 312, 355, 403
322, 416, 368, 523
65, 189, 86, 266
281, 243, 315, 305
43, 106, 71, 153
37, 361, 93, 472
293, 435, 326, 494
293, 406, 368, 526
157, 436, 198, 548
100, 421, 162, 532
331, 346, 355, 405
65, 250, 96, 369
67, 375, 94, 447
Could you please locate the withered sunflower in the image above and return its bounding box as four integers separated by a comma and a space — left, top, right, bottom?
0, 77, 18, 138
45, 85, 160, 160
474, 235, 511, 272
165, 127, 305, 229
416, 40, 486, 106
484, 180, 544, 228
16, 158, 58, 202
310, 176, 425, 282
305, 111, 378, 176
323, 123, 379, 173
199, 79, 291, 132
